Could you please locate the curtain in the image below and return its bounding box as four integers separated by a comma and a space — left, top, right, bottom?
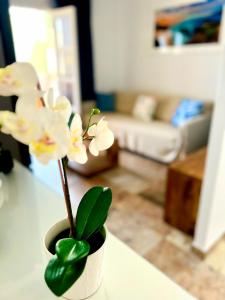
0, 0, 31, 166
54, 0, 95, 101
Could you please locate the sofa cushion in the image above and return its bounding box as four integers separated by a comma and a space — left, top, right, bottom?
171, 99, 204, 127
155, 97, 181, 122
96, 92, 115, 112
115, 91, 139, 114
133, 95, 157, 122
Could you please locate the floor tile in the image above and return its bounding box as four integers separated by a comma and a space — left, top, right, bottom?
189, 264, 225, 300
115, 194, 172, 236
107, 207, 162, 255
145, 240, 200, 279
101, 168, 150, 194
205, 239, 225, 273
166, 228, 193, 252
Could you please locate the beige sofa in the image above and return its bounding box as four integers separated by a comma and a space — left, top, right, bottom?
83, 91, 213, 163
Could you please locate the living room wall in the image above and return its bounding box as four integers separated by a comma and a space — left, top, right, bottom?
193, 57, 225, 253
92, 0, 224, 101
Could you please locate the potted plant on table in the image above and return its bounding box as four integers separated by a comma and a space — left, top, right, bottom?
0, 63, 114, 299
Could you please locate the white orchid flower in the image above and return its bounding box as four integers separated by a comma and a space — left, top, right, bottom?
0, 111, 10, 127
0, 62, 44, 118
0, 90, 44, 145
88, 118, 114, 156
0, 107, 70, 164
0, 110, 41, 145
0, 85, 71, 164
29, 108, 70, 164
44, 89, 72, 123
67, 114, 87, 164
0, 62, 38, 96
15, 90, 44, 119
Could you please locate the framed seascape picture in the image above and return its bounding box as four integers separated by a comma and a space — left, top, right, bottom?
154, 0, 225, 48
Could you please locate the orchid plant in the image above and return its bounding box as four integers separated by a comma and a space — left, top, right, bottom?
0, 62, 114, 296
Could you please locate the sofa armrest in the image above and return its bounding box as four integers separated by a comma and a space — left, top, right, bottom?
179, 114, 211, 154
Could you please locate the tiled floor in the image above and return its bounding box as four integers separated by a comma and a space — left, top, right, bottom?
67, 162, 225, 300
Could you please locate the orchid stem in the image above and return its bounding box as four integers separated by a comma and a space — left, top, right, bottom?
38, 84, 76, 238
82, 113, 94, 138
57, 159, 75, 238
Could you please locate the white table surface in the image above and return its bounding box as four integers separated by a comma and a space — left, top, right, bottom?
0, 162, 197, 300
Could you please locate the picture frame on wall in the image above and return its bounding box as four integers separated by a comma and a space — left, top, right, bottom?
153, 0, 225, 50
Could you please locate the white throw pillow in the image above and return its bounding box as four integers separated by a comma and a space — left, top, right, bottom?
133, 95, 157, 122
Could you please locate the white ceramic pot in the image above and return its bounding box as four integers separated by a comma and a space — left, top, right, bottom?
44, 219, 106, 300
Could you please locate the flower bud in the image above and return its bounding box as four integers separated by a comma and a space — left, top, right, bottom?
91, 108, 100, 116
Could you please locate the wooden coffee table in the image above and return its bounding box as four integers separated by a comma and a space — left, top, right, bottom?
164, 148, 207, 235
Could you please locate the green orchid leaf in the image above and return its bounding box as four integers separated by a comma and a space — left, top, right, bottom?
68, 112, 75, 128
44, 255, 87, 297
75, 186, 103, 239
56, 238, 90, 264
75, 186, 112, 240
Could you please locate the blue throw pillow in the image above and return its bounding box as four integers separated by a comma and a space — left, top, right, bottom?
171, 99, 204, 127
96, 93, 115, 112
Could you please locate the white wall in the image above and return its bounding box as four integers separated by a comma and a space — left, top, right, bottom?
193, 55, 225, 252
92, 0, 223, 100
91, 0, 129, 92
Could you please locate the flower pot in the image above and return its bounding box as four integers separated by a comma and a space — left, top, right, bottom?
44, 219, 106, 300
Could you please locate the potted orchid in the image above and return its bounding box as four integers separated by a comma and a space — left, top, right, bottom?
0, 63, 114, 299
